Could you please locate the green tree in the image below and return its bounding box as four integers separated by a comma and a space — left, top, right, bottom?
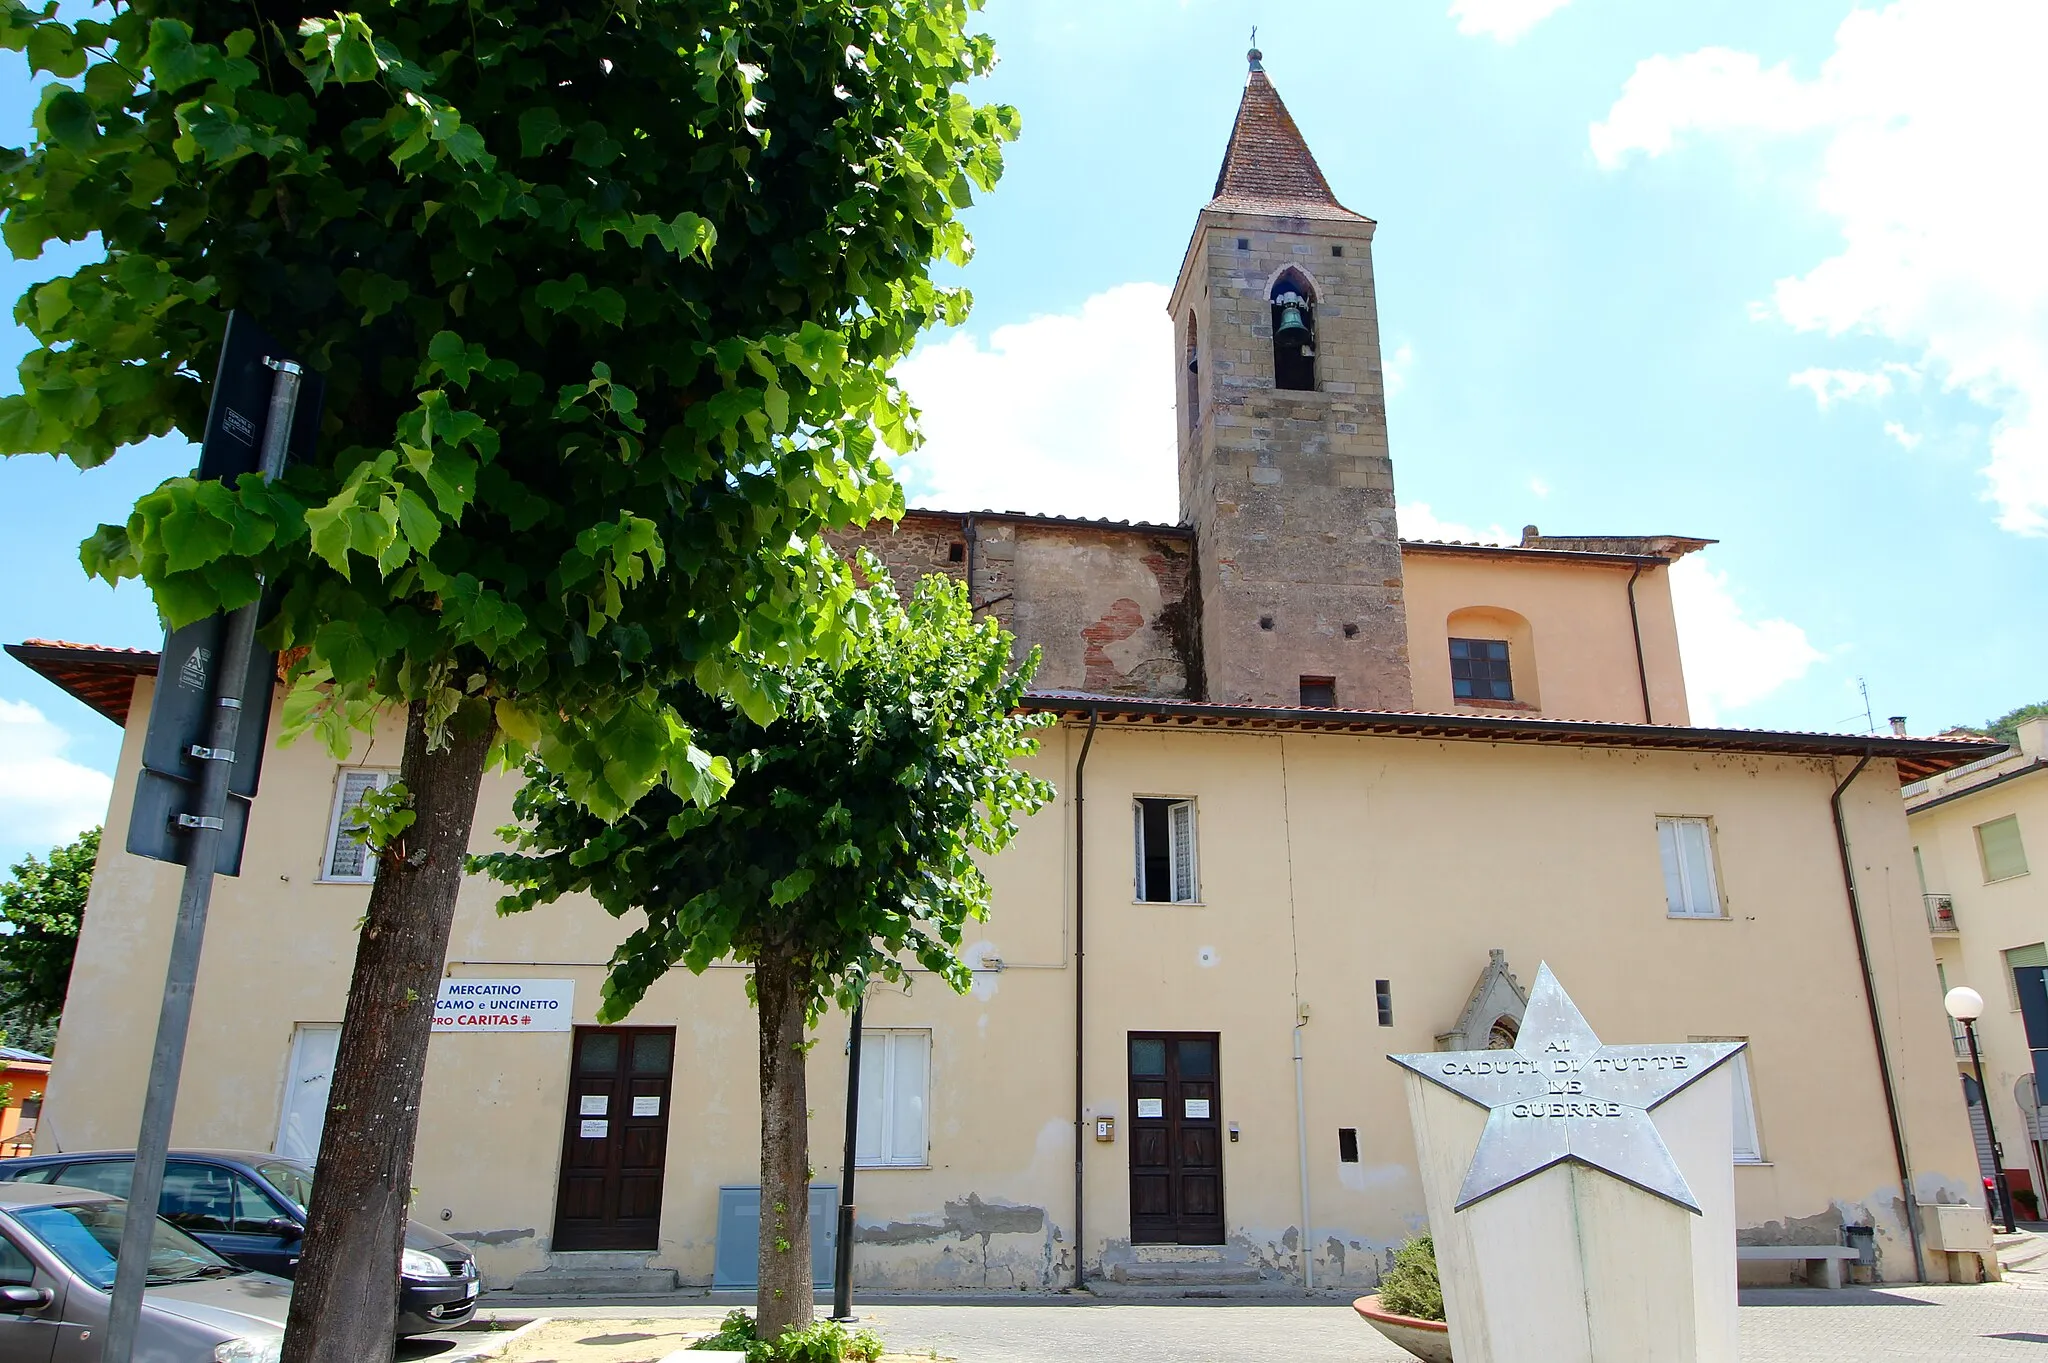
477, 570, 1053, 1336
0, 826, 97, 1041
1, 3, 1015, 1356
1958, 700, 2048, 750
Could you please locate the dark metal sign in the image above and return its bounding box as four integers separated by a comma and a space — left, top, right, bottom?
125, 312, 315, 877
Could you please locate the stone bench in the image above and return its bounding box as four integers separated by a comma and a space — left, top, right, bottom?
1737, 1244, 1860, 1289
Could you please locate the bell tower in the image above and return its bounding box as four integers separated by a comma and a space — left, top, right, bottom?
1169, 49, 1411, 709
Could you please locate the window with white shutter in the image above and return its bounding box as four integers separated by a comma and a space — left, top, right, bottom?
1694, 1037, 1763, 1163
1134, 797, 1199, 903
855, 1029, 930, 1168
321, 769, 398, 883
1656, 816, 1722, 918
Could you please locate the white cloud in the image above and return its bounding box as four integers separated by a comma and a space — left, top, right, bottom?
1527, 475, 1551, 498
1383, 342, 1416, 399
1450, 0, 1573, 42
1395, 502, 1515, 546
1788, 363, 1917, 411
893, 283, 1177, 523
1884, 422, 1922, 451
1669, 556, 1824, 725
0, 699, 111, 868
1591, 0, 2048, 534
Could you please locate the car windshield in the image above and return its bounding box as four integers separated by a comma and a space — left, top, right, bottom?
14, 1200, 239, 1288
254, 1160, 314, 1214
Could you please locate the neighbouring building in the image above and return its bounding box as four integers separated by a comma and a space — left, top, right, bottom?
0, 1048, 51, 1159
9, 52, 2005, 1293
1907, 716, 2048, 1220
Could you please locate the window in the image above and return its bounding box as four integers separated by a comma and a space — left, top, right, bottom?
1337, 1128, 1360, 1163
1185, 312, 1200, 435
322, 769, 397, 882
947, 542, 965, 563
1375, 980, 1393, 1028
1657, 816, 1722, 918
1977, 815, 2029, 883
1698, 1044, 1765, 1163
49, 1161, 132, 1198
856, 1029, 930, 1168
1270, 272, 1316, 391
0, 1233, 32, 1288
17, 1097, 40, 1121
1449, 638, 1513, 701
2005, 944, 2048, 1011
1133, 798, 1198, 903
1299, 676, 1335, 708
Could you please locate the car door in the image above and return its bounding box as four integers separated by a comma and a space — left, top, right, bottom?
0, 1221, 60, 1363
213, 1168, 300, 1278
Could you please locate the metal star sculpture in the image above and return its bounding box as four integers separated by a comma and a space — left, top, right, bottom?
1390, 964, 1744, 1213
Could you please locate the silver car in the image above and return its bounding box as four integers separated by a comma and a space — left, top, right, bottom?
0, 1182, 290, 1362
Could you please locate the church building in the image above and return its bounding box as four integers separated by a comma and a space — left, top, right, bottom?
12, 53, 2004, 1294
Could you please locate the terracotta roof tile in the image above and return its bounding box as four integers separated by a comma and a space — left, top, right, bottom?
1208, 55, 1368, 223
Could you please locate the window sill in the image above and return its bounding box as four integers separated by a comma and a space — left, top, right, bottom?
854, 1162, 930, 1172
1666, 913, 1730, 922
1984, 871, 2032, 885
1132, 900, 1206, 908
1453, 697, 1537, 712
314, 877, 375, 887
1734, 1159, 1772, 1168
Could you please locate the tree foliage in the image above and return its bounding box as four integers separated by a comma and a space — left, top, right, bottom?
476, 568, 1055, 1023
2, 0, 1019, 812
0, 826, 97, 1036
1958, 700, 2048, 751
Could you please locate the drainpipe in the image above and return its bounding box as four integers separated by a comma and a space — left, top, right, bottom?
1626, 563, 1652, 724
1293, 1019, 1313, 1291
963, 514, 979, 610
1072, 707, 1099, 1290
1830, 755, 1927, 1282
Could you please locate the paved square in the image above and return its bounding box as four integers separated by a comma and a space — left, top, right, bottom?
406, 1285, 2048, 1362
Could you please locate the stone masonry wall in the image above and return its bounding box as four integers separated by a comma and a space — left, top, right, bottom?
831, 511, 1197, 698
1175, 210, 1412, 710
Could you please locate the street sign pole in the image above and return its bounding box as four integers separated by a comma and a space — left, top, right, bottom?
101, 358, 302, 1363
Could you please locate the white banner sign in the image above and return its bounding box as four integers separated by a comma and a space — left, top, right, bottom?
433, 978, 574, 1032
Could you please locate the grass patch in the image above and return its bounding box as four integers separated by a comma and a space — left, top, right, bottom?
690, 1310, 885, 1362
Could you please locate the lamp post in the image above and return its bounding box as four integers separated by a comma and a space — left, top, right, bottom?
1946, 986, 2018, 1233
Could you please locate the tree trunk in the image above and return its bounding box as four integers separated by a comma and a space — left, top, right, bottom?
755, 944, 814, 1338
281, 702, 493, 1363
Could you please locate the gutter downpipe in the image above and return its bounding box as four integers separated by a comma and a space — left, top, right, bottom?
1294, 1022, 1313, 1291
1831, 754, 1927, 1282
1626, 563, 1652, 724
1073, 706, 1099, 1290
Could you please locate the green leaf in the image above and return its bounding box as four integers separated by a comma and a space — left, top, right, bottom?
517, 106, 566, 157
25, 23, 85, 79
395, 486, 441, 553
42, 90, 98, 149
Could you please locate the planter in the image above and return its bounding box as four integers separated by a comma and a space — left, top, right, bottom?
1353, 1294, 1452, 1363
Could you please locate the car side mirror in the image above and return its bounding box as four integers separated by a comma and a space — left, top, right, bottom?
263, 1218, 305, 1240
0, 1285, 51, 1309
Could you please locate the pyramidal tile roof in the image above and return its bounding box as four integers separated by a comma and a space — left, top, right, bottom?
1207, 50, 1369, 223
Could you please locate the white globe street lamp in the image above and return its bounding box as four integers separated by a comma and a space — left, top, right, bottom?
1944, 983, 2014, 1231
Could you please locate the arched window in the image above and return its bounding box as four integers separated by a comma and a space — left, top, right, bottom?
1487, 1016, 1519, 1050
1184, 312, 1200, 434
1270, 270, 1316, 391
1446, 606, 1539, 710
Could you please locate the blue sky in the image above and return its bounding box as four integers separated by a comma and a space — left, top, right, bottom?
2, 0, 2043, 869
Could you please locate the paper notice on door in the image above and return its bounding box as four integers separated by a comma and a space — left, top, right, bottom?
580, 1119, 608, 1138
1137, 1098, 1164, 1119
580, 1094, 608, 1116
633, 1096, 661, 1117
1185, 1098, 1211, 1119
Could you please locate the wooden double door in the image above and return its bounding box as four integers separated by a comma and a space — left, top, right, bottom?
1128, 1032, 1224, 1244
553, 1026, 675, 1251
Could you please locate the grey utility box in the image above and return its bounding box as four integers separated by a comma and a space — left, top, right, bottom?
712, 1184, 839, 1290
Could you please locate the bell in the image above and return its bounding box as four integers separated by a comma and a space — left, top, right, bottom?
1274, 292, 1311, 345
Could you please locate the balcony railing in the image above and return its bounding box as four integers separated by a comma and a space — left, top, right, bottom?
1953, 1030, 1974, 1060
1925, 893, 1959, 934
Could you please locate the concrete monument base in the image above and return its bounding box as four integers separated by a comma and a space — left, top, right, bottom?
1392, 965, 1742, 1363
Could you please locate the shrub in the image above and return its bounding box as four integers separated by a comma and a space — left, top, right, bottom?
1378, 1234, 1444, 1322
690, 1311, 885, 1362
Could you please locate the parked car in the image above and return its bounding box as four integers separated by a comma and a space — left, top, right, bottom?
0, 1180, 290, 1360
0, 1151, 477, 1336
